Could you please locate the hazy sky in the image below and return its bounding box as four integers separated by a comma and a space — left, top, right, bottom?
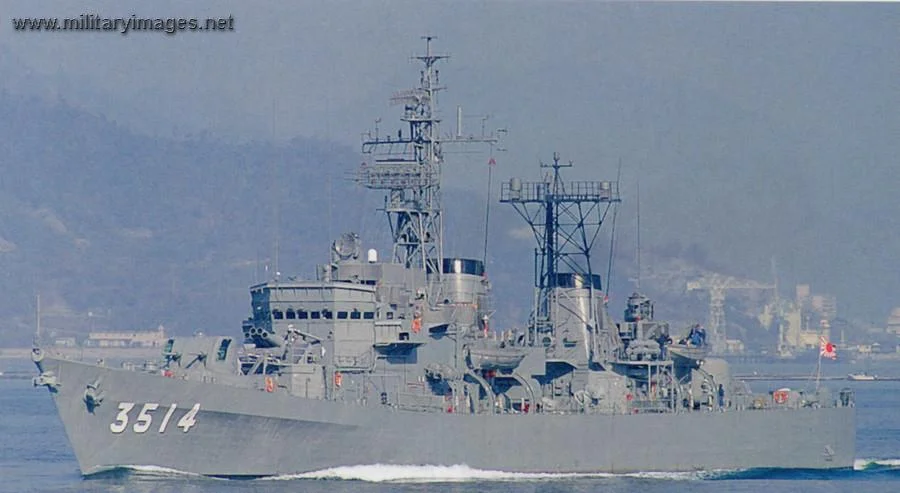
4, 1, 899, 321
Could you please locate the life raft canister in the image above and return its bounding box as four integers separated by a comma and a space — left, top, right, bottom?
265, 376, 275, 392
773, 388, 790, 404
334, 371, 343, 387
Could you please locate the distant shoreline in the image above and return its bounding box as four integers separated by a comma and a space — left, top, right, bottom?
0, 347, 162, 361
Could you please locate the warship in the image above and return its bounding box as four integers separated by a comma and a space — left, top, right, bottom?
33, 38, 855, 477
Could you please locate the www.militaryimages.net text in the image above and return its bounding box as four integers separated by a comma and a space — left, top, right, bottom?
11, 14, 235, 35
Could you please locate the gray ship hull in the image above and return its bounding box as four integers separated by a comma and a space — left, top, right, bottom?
42, 356, 855, 477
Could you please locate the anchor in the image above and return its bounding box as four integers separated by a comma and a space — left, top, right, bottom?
33, 371, 61, 393
83, 379, 105, 413
31, 347, 61, 393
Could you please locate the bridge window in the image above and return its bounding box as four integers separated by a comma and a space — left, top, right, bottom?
351, 310, 361, 320
286, 310, 296, 319
310, 311, 321, 320
272, 310, 284, 320
363, 312, 375, 320
216, 339, 231, 361
298, 310, 308, 319
386, 312, 394, 320
322, 309, 333, 319
337, 311, 348, 319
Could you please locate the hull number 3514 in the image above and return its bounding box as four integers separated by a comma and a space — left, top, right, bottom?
109, 402, 200, 434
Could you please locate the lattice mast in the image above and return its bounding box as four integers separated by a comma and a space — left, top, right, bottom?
501, 153, 620, 340
357, 37, 499, 287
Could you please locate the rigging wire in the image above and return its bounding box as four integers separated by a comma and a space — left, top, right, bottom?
482, 152, 496, 265
606, 160, 623, 301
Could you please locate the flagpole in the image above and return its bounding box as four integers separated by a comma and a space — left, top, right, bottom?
815, 348, 822, 394
815, 336, 836, 394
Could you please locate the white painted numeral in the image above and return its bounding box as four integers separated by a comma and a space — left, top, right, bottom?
132, 403, 159, 433
109, 402, 135, 433
158, 403, 177, 433
110, 402, 199, 434
177, 403, 200, 432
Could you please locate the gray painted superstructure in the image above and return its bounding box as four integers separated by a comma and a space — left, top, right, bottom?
33, 38, 855, 477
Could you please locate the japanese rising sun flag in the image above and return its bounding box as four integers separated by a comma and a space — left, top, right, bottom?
819, 336, 837, 360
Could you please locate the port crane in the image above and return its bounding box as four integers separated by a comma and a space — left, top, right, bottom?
686, 275, 775, 354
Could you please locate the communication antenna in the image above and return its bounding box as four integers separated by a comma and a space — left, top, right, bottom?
636, 169, 641, 291
271, 96, 281, 281
34, 293, 41, 345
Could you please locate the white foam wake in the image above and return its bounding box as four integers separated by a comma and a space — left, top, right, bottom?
93, 463, 738, 482
94, 464, 210, 479
269, 464, 708, 483
853, 458, 900, 470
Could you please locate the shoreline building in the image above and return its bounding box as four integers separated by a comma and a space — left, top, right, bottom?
84, 325, 166, 348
